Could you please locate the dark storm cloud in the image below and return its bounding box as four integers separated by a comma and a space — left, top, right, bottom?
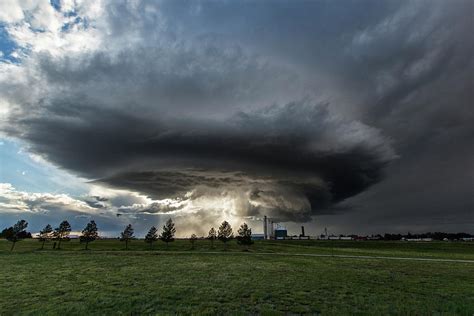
1, 0, 473, 231
8, 97, 393, 221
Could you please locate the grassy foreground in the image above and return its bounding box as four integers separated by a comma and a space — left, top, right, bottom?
1, 239, 473, 315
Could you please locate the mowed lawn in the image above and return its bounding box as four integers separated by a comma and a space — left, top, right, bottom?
2, 238, 474, 260
1, 240, 473, 315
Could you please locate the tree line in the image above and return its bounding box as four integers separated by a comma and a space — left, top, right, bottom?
1, 219, 254, 251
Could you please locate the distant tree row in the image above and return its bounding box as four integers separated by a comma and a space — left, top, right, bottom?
1, 219, 254, 251
334, 232, 474, 241
130, 220, 253, 250
0, 219, 74, 251
121, 218, 177, 250
206, 220, 253, 250
382, 232, 474, 241
1, 220, 29, 251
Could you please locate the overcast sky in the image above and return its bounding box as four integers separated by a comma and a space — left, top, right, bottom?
0, 0, 472, 237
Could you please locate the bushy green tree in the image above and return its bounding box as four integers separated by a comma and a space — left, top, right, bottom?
160, 218, 176, 248
120, 224, 134, 250
218, 221, 233, 250
6, 220, 28, 251
54, 220, 71, 249
208, 227, 217, 248
80, 220, 98, 250
237, 223, 254, 251
38, 224, 53, 250
145, 226, 158, 250
190, 234, 197, 250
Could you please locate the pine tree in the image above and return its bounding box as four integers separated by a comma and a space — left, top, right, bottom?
80, 220, 99, 250
53, 220, 71, 250
160, 218, 176, 248
190, 233, 197, 250
120, 224, 134, 250
145, 226, 158, 250
237, 223, 254, 251
38, 224, 53, 250
6, 220, 28, 251
218, 221, 233, 250
208, 227, 217, 248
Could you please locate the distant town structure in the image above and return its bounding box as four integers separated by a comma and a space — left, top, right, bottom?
263, 216, 267, 239
263, 216, 281, 239
262, 216, 307, 240
274, 226, 287, 240
259, 217, 474, 242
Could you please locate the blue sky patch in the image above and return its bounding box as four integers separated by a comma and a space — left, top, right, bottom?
0, 138, 88, 195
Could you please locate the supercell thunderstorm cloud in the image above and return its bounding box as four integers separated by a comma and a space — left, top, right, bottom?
0, 0, 473, 236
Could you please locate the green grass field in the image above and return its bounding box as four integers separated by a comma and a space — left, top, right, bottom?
1, 239, 473, 315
